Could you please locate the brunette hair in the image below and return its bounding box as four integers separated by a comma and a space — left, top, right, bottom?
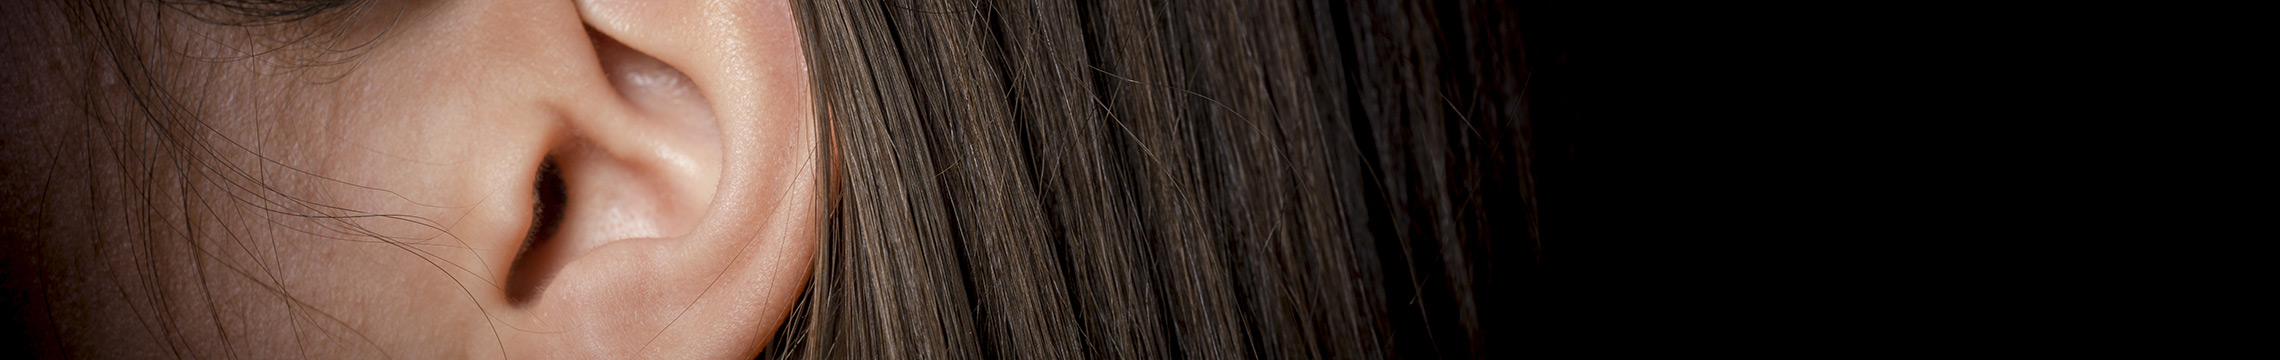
771, 0, 1530, 358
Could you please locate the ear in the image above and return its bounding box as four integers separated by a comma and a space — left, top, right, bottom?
488, 0, 817, 358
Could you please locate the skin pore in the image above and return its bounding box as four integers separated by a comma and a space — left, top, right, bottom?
2, 0, 821, 358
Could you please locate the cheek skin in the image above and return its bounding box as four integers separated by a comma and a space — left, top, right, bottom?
163, 0, 592, 357
114, 0, 814, 356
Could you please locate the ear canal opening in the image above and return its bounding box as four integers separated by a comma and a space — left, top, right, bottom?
506, 155, 570, 305
502, 27, 716, 306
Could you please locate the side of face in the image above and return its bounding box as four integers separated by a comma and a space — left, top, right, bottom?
4, 0, 819, 358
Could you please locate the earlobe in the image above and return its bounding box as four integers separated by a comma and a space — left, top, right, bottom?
490, 0, 816, 358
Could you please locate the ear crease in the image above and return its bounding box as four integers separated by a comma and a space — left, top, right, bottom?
593, 26, 715, 123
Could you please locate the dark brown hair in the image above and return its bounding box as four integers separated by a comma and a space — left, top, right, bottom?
772, 0, 1530, 358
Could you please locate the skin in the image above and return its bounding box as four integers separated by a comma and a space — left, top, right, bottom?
0, 0, 819, 358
